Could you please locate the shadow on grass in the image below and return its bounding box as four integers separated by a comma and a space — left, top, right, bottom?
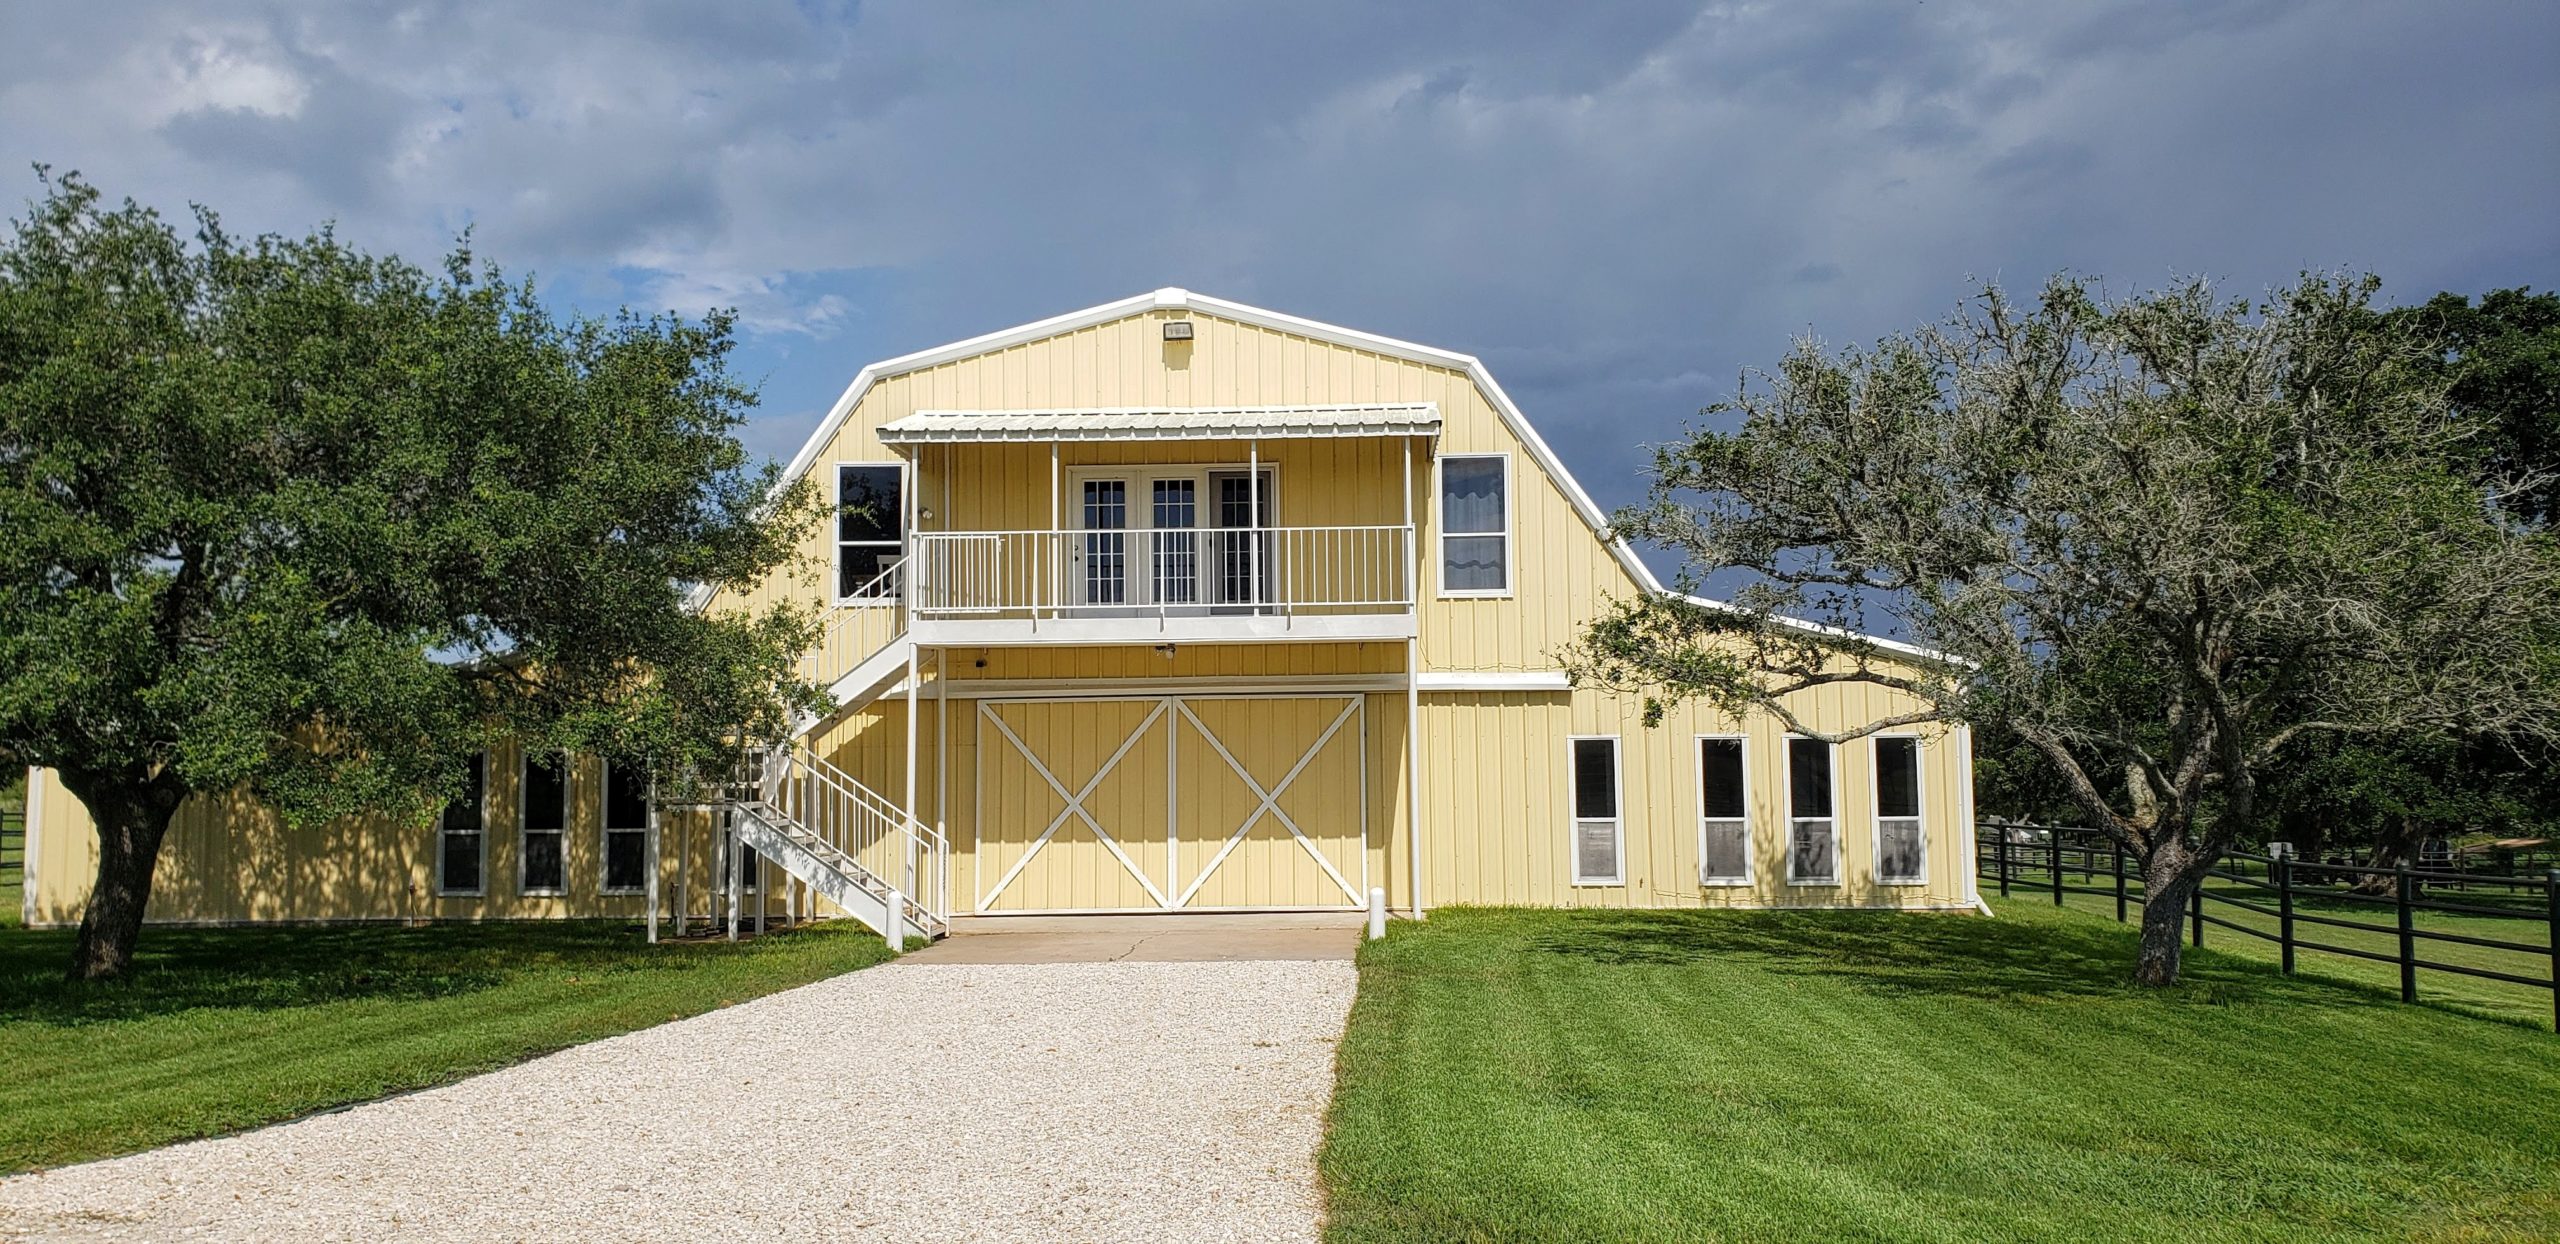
1526, 908, 2395, 1014
0, 920, 706, 1026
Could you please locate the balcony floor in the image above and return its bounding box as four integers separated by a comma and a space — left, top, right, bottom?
912, 610, 1415, 646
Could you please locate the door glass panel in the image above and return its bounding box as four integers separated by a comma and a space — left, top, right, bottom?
1209, 471, 1274, 607
1083, 480, 1127, 605
1152, 479, 1197, 604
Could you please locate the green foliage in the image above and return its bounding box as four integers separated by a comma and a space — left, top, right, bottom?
0, 169, 822, 821
0, 920, 893, 1171
1321, 906, 2560, 1243
1573, 273, 2560, 868
2391, 287, 2560, 526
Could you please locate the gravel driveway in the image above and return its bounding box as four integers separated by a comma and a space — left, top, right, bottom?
0, 949, 1358, 1242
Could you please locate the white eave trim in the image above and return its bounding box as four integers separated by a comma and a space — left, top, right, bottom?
1415, 671, 1571, 692
877, 402, 1442, 445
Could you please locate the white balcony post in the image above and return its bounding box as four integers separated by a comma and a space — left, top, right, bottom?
644, 773, 660, 945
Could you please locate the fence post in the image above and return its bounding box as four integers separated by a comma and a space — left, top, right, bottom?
2277, 854, 2295, 974
2050, 833, 2064, 907
2190, 878, 2203, 947
2113, 840, 2127, 923
1998, 833, 2011, 899
2396, 865, 2417, 1004
2545, 869, 2558, 1033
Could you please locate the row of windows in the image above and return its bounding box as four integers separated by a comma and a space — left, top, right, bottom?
834, 453, 1520, 603
435, 754, 658, 898
1567, 735, 1928, 888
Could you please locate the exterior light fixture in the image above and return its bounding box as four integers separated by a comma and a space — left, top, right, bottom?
1162, 320, 1194, 341
1154, 643, 1177, 659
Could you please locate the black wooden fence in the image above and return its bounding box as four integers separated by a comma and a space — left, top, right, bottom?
1976, 823, 2560, 1031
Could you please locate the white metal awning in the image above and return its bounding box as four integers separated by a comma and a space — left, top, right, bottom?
875, 402, 1441, 445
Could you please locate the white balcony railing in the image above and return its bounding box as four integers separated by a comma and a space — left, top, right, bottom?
912, 525, 1413, 622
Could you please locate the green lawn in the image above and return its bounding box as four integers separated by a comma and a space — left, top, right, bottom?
0, 920, 895, 1172
1321, 904, 2560, 1244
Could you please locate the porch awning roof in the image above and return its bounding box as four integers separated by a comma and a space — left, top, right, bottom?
875, 402, 1441, 445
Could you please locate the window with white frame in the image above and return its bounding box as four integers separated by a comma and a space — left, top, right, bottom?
1439, 454, 1509, 594
1698, 737, 1750, 884
1786, 737, 1839, 884
1569, 736, 1623, 885
438, 753, 485, 896
521, 752, 568, 895
1875, 736, 1925, 884
837, 464, 905, 601
602, 761, 647, 895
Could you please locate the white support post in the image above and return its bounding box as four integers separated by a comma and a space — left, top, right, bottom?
1249, 439, 1262, 607
936, 647, 950, 918
1404, 438, 1426, 917
1047, 441, 1061, 625
725, 810, 741, 942
644, 775, 661, 945
1407, 634, 1425, 918
674, 801, 689, 939
754, 851, 768, 936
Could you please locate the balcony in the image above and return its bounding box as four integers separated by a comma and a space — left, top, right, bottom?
909, 524, 1415, 645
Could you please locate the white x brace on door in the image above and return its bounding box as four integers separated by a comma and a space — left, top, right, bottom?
974, 694, 1368, 912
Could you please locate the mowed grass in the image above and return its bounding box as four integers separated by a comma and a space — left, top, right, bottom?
1320, 904, 2560, 1244
0, 920, 895, 1172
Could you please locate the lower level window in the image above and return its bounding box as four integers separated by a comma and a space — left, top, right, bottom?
521, 752, 568, 894
1569, 736, 1623, 885
603, 761, 648, 894
1698, 737, 1749, 884
1875, 736, 1925, 884
1787, 737, 1838, 884
438, 753, 485, 895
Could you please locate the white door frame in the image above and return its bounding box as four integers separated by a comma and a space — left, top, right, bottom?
973, 692, 1368, 912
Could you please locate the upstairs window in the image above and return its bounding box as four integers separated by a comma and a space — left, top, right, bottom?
1698, 737, 1750, 885
1569, 736, 1623, 885
838, 464, 906, 601
1875, 736, 1925, 884
603, 761, 648, 895
521, 752, 568, 895
1440, 454, 1510, 595
438, 753, 485, 896
1786, 738, 1838, 885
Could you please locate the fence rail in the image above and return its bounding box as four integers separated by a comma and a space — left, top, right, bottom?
911, 524, 1413, 621
1976, 823, 2559, 1031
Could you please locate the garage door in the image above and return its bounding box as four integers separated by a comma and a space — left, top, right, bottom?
975, 695, 1368, 912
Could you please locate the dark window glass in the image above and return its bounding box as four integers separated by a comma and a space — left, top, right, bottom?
837, 465, 905, 598
1700, 739, 1745, 818
605, 830, 646, 892
1876, 738, 1920, 819
524, 753, 567, 831
605, 763, 647, 830
1788, 738, 1833, 818
1572, 739, 1618, 819
441, 830, 482, 893
523, 830, 565, 893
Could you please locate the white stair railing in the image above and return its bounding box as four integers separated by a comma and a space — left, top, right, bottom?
749, 743, 948, 935
800, 557, 909, 690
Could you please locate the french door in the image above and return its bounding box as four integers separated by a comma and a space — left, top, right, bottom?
1072, 468, 1273, 613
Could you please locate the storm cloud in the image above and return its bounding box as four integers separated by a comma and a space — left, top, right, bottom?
3, 1, 2552, 521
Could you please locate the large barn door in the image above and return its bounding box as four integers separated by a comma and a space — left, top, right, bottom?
974, 694, 1367, 912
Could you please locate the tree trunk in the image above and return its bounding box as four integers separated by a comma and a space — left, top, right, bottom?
2134, 846, 2202, 986
61, 770, 183, 982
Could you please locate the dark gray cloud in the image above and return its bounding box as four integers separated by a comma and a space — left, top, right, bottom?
2, 0, 2553, 531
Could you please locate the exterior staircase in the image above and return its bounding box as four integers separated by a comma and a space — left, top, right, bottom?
708, 557, 950, 947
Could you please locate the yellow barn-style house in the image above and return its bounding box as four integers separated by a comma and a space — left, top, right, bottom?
21, 290, 1982, 939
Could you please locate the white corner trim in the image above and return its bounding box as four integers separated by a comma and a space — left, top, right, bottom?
20, 766, 41, 926
1414, 671, 1569, 692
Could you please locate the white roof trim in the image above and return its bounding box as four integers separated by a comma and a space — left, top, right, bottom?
1679, 594, 1967, 667
877, 402, 1441, 445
